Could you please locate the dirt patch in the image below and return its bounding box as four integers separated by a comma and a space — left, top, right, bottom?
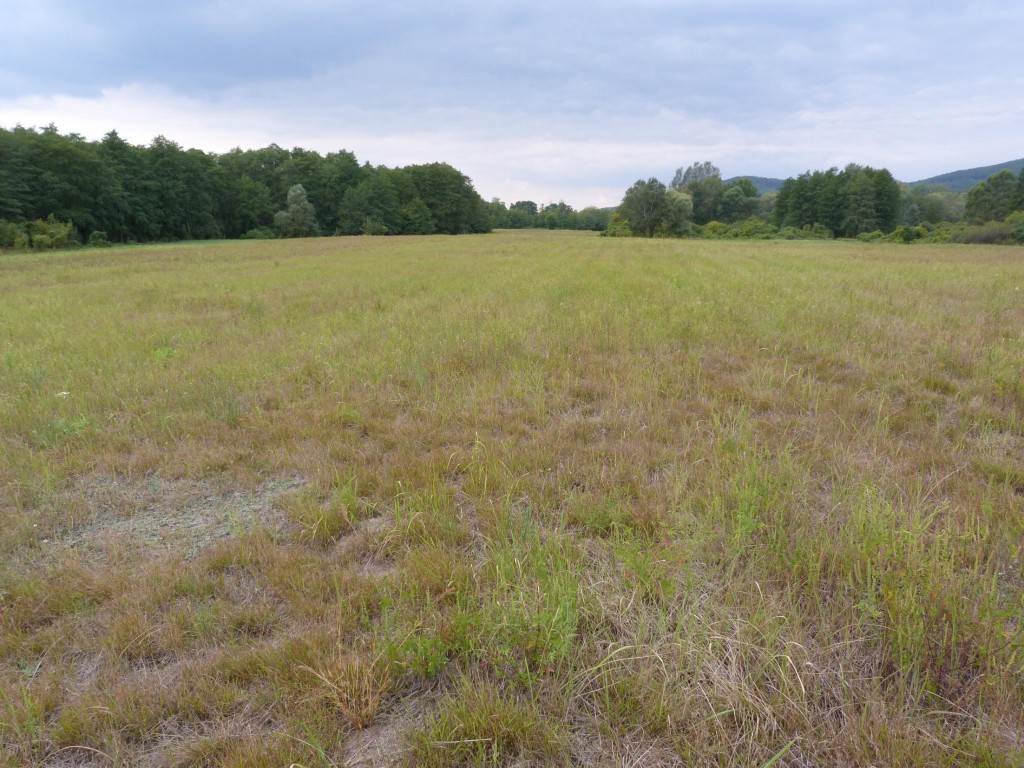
343, 694, 431, 767
570, 726, 684, 767
337, 515, 399, 579
53, 474, 304, 560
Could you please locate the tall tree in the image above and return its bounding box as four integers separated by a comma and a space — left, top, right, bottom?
274, 184, 320, 237
337, 172, 402, 235
687, 175, 726, 225
965, 169, 1020, 223
618, 178, 669, 237
772, 164, 900, 236
671, 161, 720, 190
407, 163, 489, 234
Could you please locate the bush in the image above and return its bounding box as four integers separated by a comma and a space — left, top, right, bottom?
239, 227, 277, 240
0, 220, 28, 250
778, 224, 833, 240
600, 213, 633, 237
920, 222, 960, 243
25, 215, 78, 249
730, 216, 779, 239
700, 221, 730, 239
1, 217, 80, 250
1005, 211, 1024, 244
953, 221, 1014, 245
872, 226, 927, 244
360, 218, 390, 236
87, 231, 111, 247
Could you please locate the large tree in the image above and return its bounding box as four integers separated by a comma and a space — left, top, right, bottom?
618, 178, 669, 237
337, 173, 402, 235
407, 163, 490, 234
671, 161, 720, 190
965, 169, 1020, 223
773, 164, 900, 236
274, 184, 320, 237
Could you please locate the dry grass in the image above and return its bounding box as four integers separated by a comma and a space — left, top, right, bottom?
303, 647, 394, 730
1, 230, 1023, 765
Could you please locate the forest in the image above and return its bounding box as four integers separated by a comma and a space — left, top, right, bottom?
0, 125, 494, 245
610, 161, 1024, 244
0, 125, 608, 249
2, 125, 1024, 249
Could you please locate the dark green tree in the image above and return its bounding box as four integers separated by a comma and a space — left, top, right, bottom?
687, 175, 726, 225
0, 127, 36, 221
661, 190, 693, 234
772, 164, 901, 236
401, 196, 436, 234
578, 206, 612, 231
337, 173, 402, 235
965, 170, 1020, 223
538, 202, 575, 229
506, 201, 538, 229
840, 171, 879, 235
717, 183, 758, 223
407, 163, 490, 234
618, 178, 669, 237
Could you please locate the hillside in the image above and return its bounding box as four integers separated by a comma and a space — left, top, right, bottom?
725, 175, 785, 194
726, 158, 1024, 197
910, 158, 1024, 191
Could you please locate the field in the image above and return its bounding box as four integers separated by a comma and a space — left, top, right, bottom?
1, 230, 1023, 766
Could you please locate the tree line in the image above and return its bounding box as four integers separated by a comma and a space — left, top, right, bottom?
0, 125, 496, 248
482, 199, 611, 231
4, 125, 1023, 250
611, 161, 1024, 244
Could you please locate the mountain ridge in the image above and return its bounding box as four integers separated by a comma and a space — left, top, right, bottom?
910, 158, 1024, 192
725, 158, 1024, 195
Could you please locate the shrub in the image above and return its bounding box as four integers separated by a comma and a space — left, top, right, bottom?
239, 227, 277, 240
1005, 211, 1024, 244
87, 231, 111, 247
731, 216, 779, 239
600, 212, 632, 237
1, 216, 78, 250
700, 221, 729, 239
360, 217, 390, 236
0, 220, 28, 249
26, 215, 79, 249
953, 221, 1014, 245
778, 223, 833, 240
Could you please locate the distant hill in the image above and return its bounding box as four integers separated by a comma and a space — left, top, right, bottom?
720, 158, 1023, 197
910, 158, 1024, 192
725, 176, 785, 194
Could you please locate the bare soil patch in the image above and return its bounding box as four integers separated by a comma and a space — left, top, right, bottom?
53, 474, 304, 560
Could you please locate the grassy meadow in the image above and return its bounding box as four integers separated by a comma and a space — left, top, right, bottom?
1, 229, 1023, 766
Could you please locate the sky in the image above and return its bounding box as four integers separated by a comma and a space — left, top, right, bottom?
2, 0, 1022, 209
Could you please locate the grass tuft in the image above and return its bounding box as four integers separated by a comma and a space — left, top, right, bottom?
302, 646, 393, 730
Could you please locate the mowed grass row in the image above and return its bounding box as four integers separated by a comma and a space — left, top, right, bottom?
1, 230, 1022, 766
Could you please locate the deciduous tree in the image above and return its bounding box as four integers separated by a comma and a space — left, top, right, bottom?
618, 178, 669, 237
274, 183, 320, 237
671, 161, 720, 190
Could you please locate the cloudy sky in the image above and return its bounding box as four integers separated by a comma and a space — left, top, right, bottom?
3, 0, 1022, 208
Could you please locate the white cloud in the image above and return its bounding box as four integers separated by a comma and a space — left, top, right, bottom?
2, 1, 1023, 206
